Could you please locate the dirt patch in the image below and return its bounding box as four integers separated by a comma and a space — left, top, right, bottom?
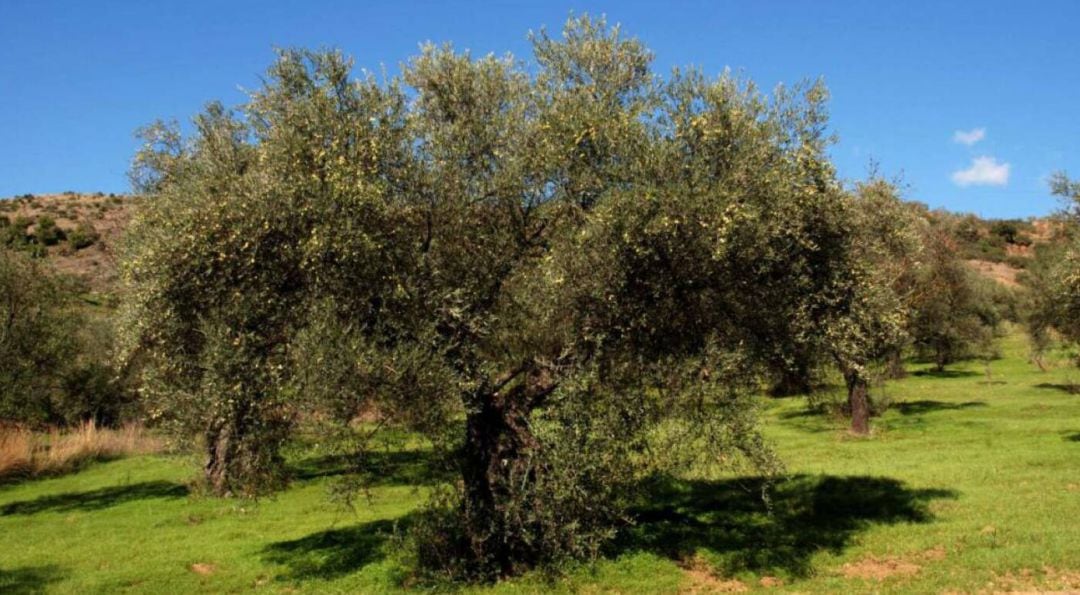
679, 556, 749, 593
758, 576, 784, 588
989, 566, 1080, 593
966, 259, 1021, 287
190, 563, 216, 576
840, 546, 947, 582
841, 556, 921, 581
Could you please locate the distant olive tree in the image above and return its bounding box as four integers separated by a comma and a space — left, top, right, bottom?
908, 230, 999, 371
0, 250, 77, 425
1024, 173, 1080, 362
828, 178, 924, 434
122, 16, 885, 578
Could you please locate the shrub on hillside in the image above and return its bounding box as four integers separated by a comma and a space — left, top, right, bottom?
33, 216, 64, 246
66, 221, 99, 250
1, 216, 31, 248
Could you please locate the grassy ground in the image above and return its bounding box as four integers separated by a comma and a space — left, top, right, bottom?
2, 328, 1078, 593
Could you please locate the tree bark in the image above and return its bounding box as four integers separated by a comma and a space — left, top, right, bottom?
204, 421, 234, 496
461, 386, 542, 576
845, 369, 870, 436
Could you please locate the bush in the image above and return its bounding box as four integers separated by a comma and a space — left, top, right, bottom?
66, 221, 99, 250
33, 216, 64, 246
1, 216, 30, 248
990, 220, 1020, 244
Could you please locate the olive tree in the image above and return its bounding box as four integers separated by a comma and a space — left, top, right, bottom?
908, 230, 999, 371
0, 249, 78, 425
825, 178, 925, 434
1025, 172, 1080, 359
123, 16, 878, 577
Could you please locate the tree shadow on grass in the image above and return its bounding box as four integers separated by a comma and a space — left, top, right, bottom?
911, 369, 980, 379
290, 449, 453, 487
616, 474, 957, 578
893, 400, 987, 415
0, 481, 187, 516
262, 517, 408, 581
1063, 432, 1080, 442
1034, 383, 1080, 395
0, 564, 68, 594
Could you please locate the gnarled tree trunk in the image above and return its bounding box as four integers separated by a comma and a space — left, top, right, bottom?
461, 390, 542, 576
204, 420, 236, 496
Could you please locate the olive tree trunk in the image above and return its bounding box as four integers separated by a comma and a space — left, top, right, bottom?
461, 390, 543, 576
844, 368, 871, 435
204, 420, 236, 496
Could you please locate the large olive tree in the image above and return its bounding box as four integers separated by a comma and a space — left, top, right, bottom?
123, 16, 877, 577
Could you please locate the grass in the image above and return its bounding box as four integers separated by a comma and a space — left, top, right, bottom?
0, 422, 161, 483
1, 328, 1078, 593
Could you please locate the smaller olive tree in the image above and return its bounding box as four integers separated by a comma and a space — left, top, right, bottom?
1024, 172, 1080, 362
824, 178, 924, 434
0, 250, 77, 426
908, 230, 1000, 371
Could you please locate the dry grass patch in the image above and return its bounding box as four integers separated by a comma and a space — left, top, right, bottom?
0, 422, 162, 482
678, 556, 749, 593
988, 566, 1080, 593
189, 563, 216, 576
840, 547, 947, 582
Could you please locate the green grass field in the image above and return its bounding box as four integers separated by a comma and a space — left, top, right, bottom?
3, 328, 1079, 593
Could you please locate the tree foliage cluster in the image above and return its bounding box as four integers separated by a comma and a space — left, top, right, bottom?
784, 176, 1010, 427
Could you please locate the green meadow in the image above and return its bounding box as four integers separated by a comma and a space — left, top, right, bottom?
3, 328, 1078, 594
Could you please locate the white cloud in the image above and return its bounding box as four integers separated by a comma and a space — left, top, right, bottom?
951, 156, 1010, 187
953, 127, 986, 146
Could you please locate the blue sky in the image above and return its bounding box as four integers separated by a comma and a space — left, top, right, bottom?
1, 1, 1077, 218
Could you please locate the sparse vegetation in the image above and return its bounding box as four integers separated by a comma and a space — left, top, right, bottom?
66, 220, 99, 250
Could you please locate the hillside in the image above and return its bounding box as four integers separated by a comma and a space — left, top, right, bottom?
0, 193, 1058, 294
0, 193, 136, 292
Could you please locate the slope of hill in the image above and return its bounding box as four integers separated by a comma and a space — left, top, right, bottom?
0, 193, 136, 293
0, 192, 1061, 293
